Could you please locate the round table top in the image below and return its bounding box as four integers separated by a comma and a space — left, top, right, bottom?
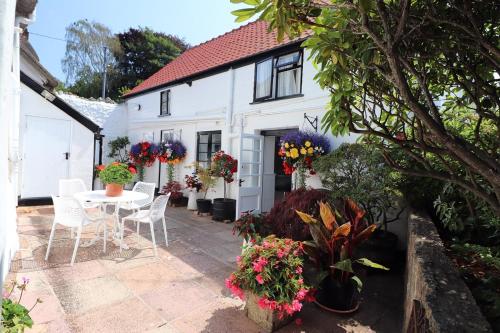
74, 190, 149, 203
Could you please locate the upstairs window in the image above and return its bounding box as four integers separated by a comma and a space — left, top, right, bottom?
253, 50, 303, 102
160, 90, 170, 116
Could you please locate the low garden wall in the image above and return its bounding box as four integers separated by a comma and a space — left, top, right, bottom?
403, 211, 492, 333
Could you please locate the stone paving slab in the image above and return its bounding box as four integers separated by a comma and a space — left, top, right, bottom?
6, 205, 403, 332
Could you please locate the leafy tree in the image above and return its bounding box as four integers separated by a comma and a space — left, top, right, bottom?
314, 143, 403, 229
61, 20, 121, 99
232, 0, 500, 214
115, 27, 189, 92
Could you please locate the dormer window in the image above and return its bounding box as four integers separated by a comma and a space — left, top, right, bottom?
253, 50, 303, 102
160, 90, 170, 116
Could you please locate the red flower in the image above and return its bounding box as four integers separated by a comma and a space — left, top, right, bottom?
96, 165, 105, 171
128, 167, 137, 174
256, 274, 264, 284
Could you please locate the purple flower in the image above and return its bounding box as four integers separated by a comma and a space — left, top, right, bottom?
22, 276, 30, 284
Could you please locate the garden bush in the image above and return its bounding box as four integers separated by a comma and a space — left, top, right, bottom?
264, 188, 329, 241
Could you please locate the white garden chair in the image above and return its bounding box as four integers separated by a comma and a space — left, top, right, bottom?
118, 181, 156, 235
45, 196, 107, 265
120, 193, 171, 256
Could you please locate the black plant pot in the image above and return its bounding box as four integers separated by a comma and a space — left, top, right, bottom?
315, 276, 360, 313
197, 199, 212, 214
212, 198, 236, 222
356, 229, 399, 271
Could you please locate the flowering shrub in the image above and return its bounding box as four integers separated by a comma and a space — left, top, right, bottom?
184, 173, 202, 192
161, 181, 183, 200
2, 277, 42, 332
278, 131, 330, 177
225, 236, 314, 318
98, 162, 135, 185
129, 141, 159, 167
158, 140, 187, 165
210, 151, 238, 199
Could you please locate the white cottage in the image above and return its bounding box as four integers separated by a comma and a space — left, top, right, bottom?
123, 20, 354, 217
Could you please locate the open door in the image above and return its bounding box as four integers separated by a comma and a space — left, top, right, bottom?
236, 133, 264, 217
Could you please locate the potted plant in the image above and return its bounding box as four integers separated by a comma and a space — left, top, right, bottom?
129, 141, 159, 181
185, 173, 202, 211
278, 131, 330, 189
194, 162, 217, 215
98, 162, 136, 196
296, 199, 388, 312
211, 151, 238, 222
107, 136, 130, 163
161, 181, 185, 206
226, 236, 315, 332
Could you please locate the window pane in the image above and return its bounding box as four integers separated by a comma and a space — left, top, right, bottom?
198, 143, 208, 153
198, 152, 208, 161
276, 52, 300, 68
255, 59, 273, 99
199, 134, 209, 144
277, 68, 301, 97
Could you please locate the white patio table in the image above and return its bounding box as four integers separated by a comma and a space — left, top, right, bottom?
74, 190, 148, 251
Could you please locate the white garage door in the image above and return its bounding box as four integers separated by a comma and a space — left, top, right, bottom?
21, 116, 71, 198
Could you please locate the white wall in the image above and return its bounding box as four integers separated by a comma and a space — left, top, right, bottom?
19, 84, 95, 195
125, 49, 356, 200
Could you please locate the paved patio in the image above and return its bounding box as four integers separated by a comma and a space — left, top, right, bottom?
6, 205, 403, 333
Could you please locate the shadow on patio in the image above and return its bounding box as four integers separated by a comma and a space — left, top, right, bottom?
7, 206, 403, 332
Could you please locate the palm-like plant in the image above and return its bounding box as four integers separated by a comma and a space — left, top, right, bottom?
296, 199, 388, 294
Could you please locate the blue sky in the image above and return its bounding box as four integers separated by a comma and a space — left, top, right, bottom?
29, 0, 246, 82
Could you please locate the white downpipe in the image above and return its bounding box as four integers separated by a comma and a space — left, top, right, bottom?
224, 67, 235, 152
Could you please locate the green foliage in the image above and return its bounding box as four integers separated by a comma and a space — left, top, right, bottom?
99, 163, 134, 185
107, 136, 130, 163
314, 143, 403, 228
230, 0, 500, 214
233, 211, 271, 240
193, 162, 217, 199
2, 279, 41, 332
115, 27, 189, 93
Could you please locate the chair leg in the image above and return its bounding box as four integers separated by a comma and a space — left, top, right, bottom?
45, 222, 57, 261
71, 227, 82, 266
149, 221, 157, 257
136, 219, 140, 236
103, 219, 107, 253
120, 219, 126, 252
162, 217, 168, 247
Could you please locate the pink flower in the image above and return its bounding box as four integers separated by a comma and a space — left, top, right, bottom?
2, 289, 9, 298
22, 277, 30, 284
296, 288, 307, 301
295, 266, 303, 274
252, 257, 268, 273
256, 274, 264, 284
291, 299, 303, 312
298, 278, 304, 285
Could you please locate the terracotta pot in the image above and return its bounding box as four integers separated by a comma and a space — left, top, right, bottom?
105, 183, 124, 197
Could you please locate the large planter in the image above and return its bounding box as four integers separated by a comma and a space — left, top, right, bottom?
169, 195, 188, 207
105, 183, 124, 197
212, 198, 236, 222
196, 199, 212, 214
245, 292, 293, 333
315, 276, 360, 313
187, 190, 198, 211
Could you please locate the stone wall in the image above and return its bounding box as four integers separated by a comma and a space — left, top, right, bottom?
403, 211, 492, 333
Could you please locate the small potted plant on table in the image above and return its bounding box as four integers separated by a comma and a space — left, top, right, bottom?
98, 162, 136, 196
185, 172, 202, 210
195, 163, 217, 215
211, 151, 238, 222
296, 199, 389, 312
226, 236, 315, 332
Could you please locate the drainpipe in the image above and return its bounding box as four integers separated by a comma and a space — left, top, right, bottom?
224, 67, 235, 152
10, 12, 36, 205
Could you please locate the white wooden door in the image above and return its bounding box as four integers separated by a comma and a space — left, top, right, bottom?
236, 133, 264, 217
21, 116, 71, 198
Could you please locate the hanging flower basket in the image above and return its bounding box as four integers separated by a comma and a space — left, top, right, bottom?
129, 141, 159, 181
278, 131, 330, 188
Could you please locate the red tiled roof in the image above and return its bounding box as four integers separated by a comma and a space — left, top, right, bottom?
124, 20, 306, 97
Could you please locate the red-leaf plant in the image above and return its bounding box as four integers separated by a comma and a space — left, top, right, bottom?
226, 236, 315, 319
296, 199, 388, 292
